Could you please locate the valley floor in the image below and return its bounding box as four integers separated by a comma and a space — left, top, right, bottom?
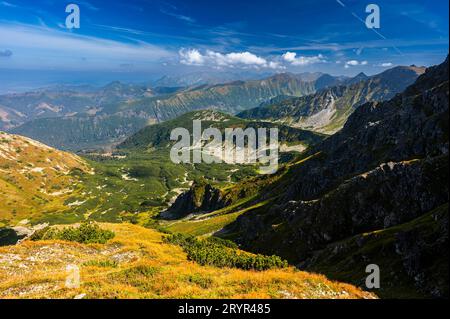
0, 223, 375, 299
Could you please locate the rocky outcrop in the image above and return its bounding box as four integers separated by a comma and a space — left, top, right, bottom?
0, 223, 50, 246
0, 228, 21, 246
162, 182, 229, 219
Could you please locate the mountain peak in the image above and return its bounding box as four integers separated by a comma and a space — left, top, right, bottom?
337, 72, 368, 86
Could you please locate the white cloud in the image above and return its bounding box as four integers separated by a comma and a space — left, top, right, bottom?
179, 49, 284, 69
344, 60, 368, 68
179, 49, 205, 65
282, 52, 326, 66
380, 62, 393, 67
346, 60, 359, 66
268, 61, 283, 69
224, 52, 267, 66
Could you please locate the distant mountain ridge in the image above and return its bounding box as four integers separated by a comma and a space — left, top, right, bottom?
10, 72, 337, 150
153, 71, 273, 87
7, 65, 424, 150
0, 81, 154, 131
238, 65, 426, 134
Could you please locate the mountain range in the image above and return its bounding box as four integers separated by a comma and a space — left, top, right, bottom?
0, 81, 155, 130
5, 73, 322, 150
5, 66, 422, 151
238, 66, 425, 134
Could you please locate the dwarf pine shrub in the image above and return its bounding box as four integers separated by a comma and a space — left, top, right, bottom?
164, 233, 288, 271
31, 222, 115, 244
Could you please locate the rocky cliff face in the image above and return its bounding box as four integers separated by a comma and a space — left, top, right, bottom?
225, 57, 449, 298
162, 182, 228, 219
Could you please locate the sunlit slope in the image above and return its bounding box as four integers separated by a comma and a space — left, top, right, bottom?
0, 223, 375, 299
0, 132, 91, 226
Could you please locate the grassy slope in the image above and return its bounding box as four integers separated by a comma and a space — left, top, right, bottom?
0, 223, 375, 299
0, 132, 91, 226
164, 200, 271, 237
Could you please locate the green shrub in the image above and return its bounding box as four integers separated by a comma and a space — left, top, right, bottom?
205, 236, 238, 249
120, 265, 159, 278
31, 222, 115, 244
164, 233, 288, 271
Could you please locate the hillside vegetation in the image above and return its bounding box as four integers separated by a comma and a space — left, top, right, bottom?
0, 223, 375, 299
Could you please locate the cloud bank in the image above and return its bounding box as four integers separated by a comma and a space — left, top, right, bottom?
179, 49, 284, 69
344, 59, 368, 68
180, 49, 330, 70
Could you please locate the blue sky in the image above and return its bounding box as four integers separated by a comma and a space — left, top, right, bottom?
0, 0, 448, 88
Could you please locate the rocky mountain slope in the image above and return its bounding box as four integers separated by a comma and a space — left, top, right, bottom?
161, 180, 234, 220
211, 57, 449, 298
238, 66, 425, 134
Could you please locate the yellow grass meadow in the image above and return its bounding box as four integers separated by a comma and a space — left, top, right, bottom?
0, 223, 376, 299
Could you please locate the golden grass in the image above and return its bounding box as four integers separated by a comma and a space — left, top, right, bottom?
0, 223, 376, 299
0, 132, 91, 225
